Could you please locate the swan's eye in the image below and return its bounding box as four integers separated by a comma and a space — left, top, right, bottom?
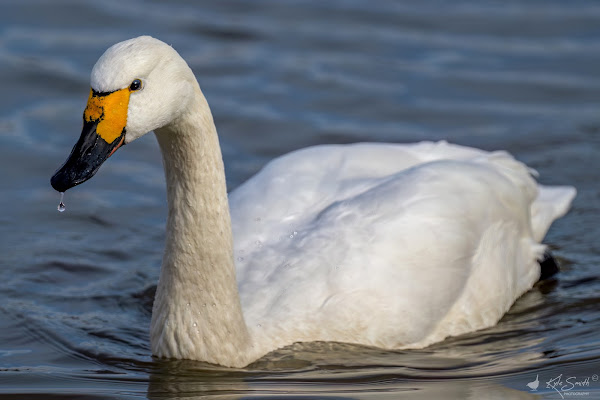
129, 79, 143, 91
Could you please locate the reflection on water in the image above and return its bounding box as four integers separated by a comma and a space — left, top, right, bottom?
1, 0, 599, 398
146, 359, 541, 399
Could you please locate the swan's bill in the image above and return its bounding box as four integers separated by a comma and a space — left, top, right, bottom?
50, 88, 128, 192
83, 88, 130, 144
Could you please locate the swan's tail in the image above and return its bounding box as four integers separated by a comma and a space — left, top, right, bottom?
531, 185, 577, 242
480, 152, 576, 243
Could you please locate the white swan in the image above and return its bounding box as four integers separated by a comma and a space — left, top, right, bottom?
51, 36, 576, 368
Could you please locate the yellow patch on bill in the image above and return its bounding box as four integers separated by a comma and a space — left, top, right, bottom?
83, 88, 130, 144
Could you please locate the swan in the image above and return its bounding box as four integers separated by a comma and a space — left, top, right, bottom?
50, 36, 576, 368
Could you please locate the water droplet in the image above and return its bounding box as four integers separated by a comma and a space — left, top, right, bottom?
193, 322, 197, 327
293, 231, 298, 235
289, 234, 294, 238
212, 303, 216, 307
202, 303, 206, 307
237, 256, 244, 262
186, 302, 190, 307
257, 324, 262, 328
57, 192, 66, 212
255, 240, 262, 247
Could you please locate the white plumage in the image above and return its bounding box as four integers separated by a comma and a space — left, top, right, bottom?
231, 141, 574, 353
64, 36, 576, 367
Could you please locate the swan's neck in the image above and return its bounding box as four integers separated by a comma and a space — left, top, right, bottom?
151, 87, 253, 367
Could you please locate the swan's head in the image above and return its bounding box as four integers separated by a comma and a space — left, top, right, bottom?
51, 36, 196, 192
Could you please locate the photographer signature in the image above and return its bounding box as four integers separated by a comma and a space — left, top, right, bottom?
542, 374, 598, 399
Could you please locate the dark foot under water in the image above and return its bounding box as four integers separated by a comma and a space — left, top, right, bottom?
539, 250, 559, 281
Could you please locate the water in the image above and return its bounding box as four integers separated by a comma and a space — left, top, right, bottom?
57, 192, 65, 212
1, 0, 599, 398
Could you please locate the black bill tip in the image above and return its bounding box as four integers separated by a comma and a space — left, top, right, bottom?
50, 120, 125, 192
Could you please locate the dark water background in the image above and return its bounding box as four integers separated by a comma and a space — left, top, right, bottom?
1, 0, 599, 398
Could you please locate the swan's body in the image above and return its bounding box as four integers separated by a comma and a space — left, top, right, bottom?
51, 36, 576, 368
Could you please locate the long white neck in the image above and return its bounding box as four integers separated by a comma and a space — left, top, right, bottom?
150, 85, 254, 367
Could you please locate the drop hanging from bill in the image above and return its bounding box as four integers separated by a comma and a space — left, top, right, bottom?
57, 192, 65, 212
